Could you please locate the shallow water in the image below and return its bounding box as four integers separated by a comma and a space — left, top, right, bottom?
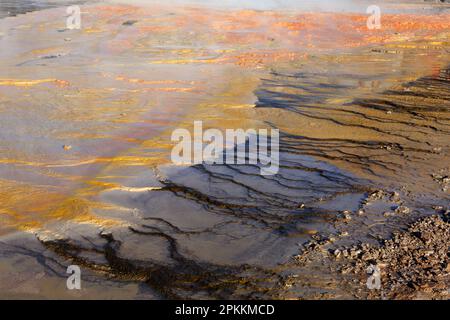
0, 0, 449, 299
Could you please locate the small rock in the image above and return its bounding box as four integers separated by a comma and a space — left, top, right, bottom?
432, 147, 442, 154
123, 20, 138, 26
390, 191, 401, 202
342, 210, 352, 221
395, 205, 411, 215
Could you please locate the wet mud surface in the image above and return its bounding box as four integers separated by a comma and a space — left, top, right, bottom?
0, 1, 449, 299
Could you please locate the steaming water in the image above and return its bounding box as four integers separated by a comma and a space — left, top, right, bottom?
109, 0, 447, 13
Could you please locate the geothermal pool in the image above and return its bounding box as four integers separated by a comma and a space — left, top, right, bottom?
0, 0, 449, 299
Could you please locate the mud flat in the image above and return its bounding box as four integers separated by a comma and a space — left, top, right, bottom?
0, 1, 449, 299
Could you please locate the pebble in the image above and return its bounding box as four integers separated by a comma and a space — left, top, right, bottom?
342, 210, 352, 221
123, 20, 138, 26
394, 205, 411, 215
390, 191, 401, 202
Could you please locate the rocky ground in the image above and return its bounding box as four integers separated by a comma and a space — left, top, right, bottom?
290, 192, 450, 300
336, 213, 450, 299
